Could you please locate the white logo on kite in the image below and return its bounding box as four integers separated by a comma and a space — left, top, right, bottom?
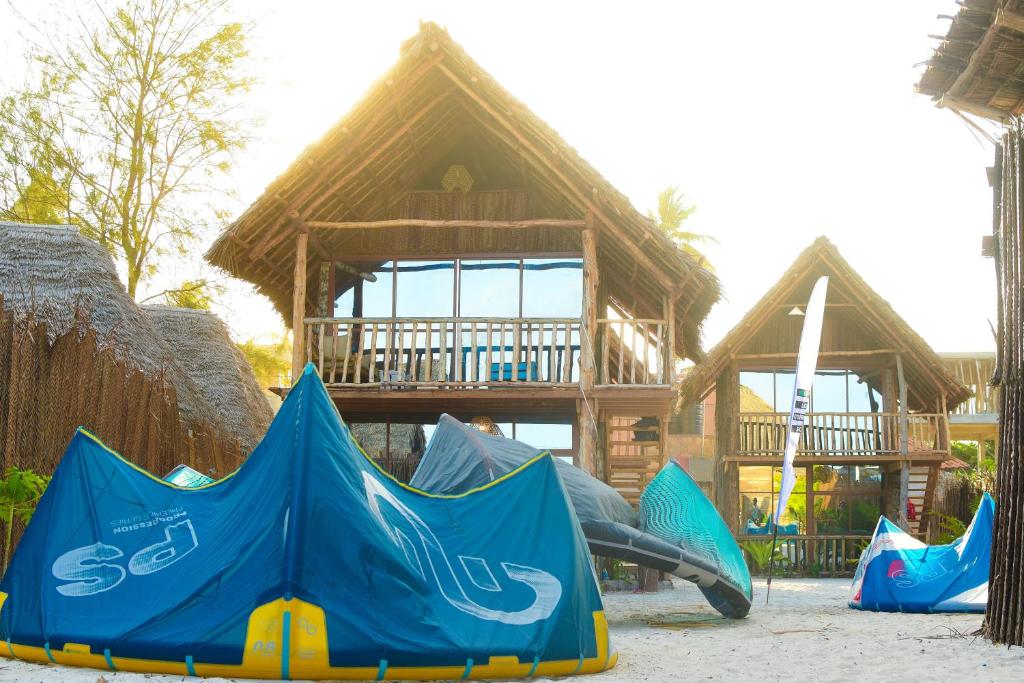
362, 472, 562, 625
51, 520, 199, 597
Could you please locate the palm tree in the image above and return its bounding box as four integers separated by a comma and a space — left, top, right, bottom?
647, 186, 715, 264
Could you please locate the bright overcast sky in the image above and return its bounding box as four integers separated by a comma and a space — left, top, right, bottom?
0, 1, 999, 353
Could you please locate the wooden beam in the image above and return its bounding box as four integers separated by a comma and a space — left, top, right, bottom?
733, 349, 900, 360
896, 353, 910, 530
300, 88, 452, 219
291, 231, 309, 380
435, 62, 679, 294
305, 218, 586, 230
938, 94, 1010, 123
995, 7, 1024, 35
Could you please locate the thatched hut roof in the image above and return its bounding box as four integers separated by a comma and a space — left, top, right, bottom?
349, 423, 426, 459
678, 237, 972, 411
143, 305, 274, 452
205, 22, 720, 361
0, 222, 215, 428
917, 1, 1024, 121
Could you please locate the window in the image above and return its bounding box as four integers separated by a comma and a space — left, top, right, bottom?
739, 368, 882, 412
459, 260, 520, 317
521, 259, 583, 317
811, 465, 882, 534
362, 262, 395, 317
331, 257, 585, 319
738, 465, 807, 535
395, 260, 455, 317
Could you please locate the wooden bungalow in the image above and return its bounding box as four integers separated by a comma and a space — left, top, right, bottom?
205, 22, 719, 500
677, 237, 971, 573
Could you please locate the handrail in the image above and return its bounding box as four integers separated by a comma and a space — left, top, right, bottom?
305, 317, 582, 387
737, 411, 948, 457
303, 316, 674, 388
596, 318, 669, 385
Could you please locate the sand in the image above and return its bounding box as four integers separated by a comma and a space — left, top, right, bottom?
0, 578, 1021, 682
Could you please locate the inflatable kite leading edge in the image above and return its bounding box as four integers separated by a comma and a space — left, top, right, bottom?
412, 416, 752, 618
0, 364, 615, 679
849, 492, 994, 613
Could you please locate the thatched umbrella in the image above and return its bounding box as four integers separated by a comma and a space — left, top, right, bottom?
144, 305, 273, 453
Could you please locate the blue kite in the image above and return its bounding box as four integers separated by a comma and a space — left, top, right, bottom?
849, 492, 994, 613
0, 365, 615, 679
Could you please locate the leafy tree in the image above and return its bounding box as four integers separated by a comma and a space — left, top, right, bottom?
0, 0, 255, 298
238, 335, 291, 390
0, 467, 50, 571
647, 186, 715, 263
138, 277, 224, 310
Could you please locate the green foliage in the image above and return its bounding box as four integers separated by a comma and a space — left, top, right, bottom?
0, 467, 50, 571
951, 440, 996, 473
928, 510, 968, 545
238, 335, 291, 389
740, 540, 787, 575
806, 561, 823, 578
0, 0, 255, 298
161, 279, 223, 310
646, 186, 716, 264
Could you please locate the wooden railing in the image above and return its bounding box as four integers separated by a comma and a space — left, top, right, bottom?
738, 534, 871, 577
737, 412, 948, 457
304, 317, 582, 387
597, 318, 670, 385
941, 355, 999, 415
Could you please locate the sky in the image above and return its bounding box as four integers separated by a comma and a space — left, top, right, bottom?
0, 1, 1000, 354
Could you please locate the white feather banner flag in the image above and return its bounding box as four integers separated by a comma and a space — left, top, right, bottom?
774, 276, 829, 525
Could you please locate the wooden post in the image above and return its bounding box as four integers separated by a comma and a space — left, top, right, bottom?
895, 354, 910, 530
578, 217, 600, 475
291, 230, 309, 381
577, 398, 599, 477
663, 293, 675, 383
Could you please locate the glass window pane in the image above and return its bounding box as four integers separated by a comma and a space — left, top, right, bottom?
850, 497, 882, 534
772, 466, 807, 533
334, 284, 354, 317
848, 372, 882, 412
812, 370, 848, 412
775, 369, 796, 413
739, 371, 775, 412
521, 259, 582, 317
850, 465, 882, 492
813, 495, 849, 534
459, 260, 520, 317
362, 262, 395, 317
395, 260, 455, 317
813, 464, 852, 491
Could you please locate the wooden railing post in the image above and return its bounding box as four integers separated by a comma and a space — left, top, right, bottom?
290, 230, 309, 381
580, 218, 599, 475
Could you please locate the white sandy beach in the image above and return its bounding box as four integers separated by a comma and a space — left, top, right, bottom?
1, 578, 1021, 682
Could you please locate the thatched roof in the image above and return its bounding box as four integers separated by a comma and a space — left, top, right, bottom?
917, 1, 1024, 121
678, 237, 972, 411
349, 423, 426, 458
143, 305, 274, 452
0, 222, 215, 428
205, 22, 719, 361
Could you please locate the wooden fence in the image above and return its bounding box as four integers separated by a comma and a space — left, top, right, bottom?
739, 534, 871, 577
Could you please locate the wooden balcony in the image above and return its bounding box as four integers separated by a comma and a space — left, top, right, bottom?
305, 317, 582, 388
733, 412, 949, 461
304, 316, 673, 389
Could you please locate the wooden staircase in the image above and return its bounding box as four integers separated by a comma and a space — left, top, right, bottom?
604, 416, 663, 506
